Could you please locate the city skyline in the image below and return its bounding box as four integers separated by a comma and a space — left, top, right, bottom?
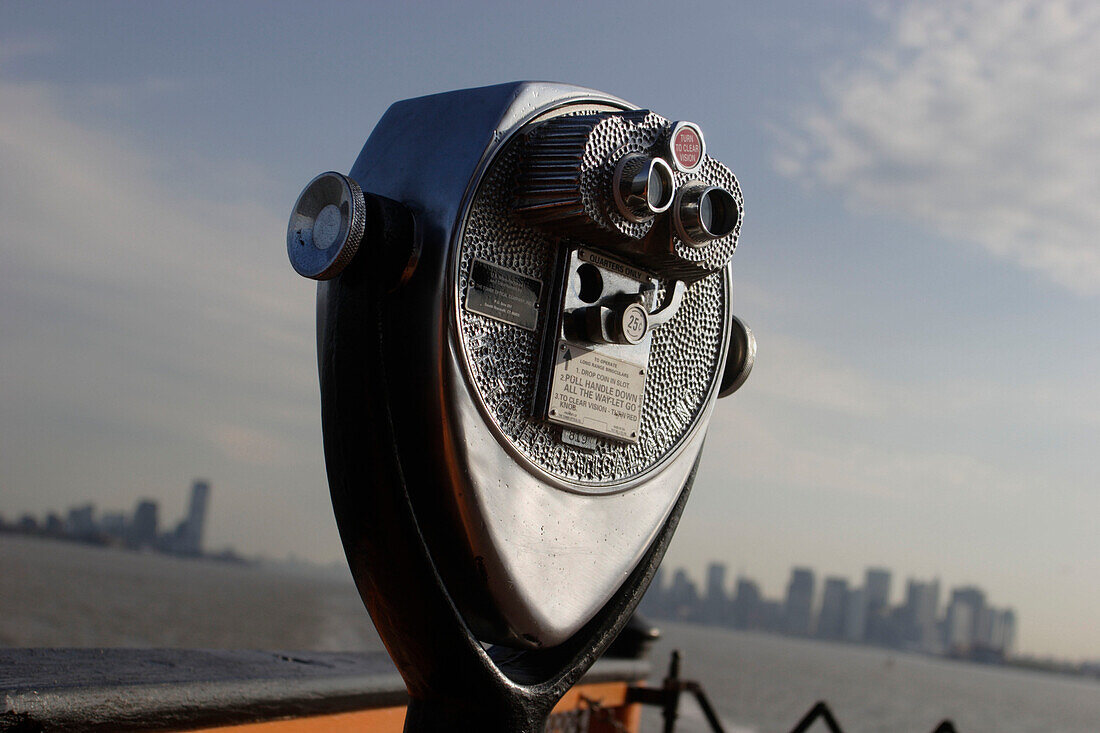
643, 561, 1021, 665
1, 1, 1097, 662
1, 480, 216, 558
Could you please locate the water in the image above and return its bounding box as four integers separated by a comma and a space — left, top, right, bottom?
2, 536, 1096, 732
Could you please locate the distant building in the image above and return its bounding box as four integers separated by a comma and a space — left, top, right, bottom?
757, 600, 784, 632
902, 578, 940, 651
44, 513, 65, 535
130, 500, 159, 548
181, 480, 210, 555
1001, 609, 1017, 657
702, 562, 729, 625
784, 567, 815, 636
864, 568, 892, 642
667, 568, 700, 621
946, 598, 974, 652
731, 576, 762, 630
945, 586, 985, 652
65, 504, 96, 538
100, 512, 127, 538
843, 587, 867, 642
817, 576, 849, 640
164, 480, 211, 556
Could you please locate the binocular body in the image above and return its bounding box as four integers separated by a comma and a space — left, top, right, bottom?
291, 81, 751, 727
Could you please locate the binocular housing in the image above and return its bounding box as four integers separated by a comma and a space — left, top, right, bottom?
287, 82, 753, 728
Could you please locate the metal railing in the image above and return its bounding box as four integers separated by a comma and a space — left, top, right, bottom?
625, 651, 960, 733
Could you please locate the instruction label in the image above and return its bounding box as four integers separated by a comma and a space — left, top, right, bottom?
465, 259, 541, 331
547, 341, 646, 443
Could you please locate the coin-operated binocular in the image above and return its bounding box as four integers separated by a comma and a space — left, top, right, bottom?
287, 82, 754, 731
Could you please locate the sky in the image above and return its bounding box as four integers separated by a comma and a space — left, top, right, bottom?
0, 1, 1097, 661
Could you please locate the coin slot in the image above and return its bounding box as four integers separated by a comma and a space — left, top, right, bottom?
575, 263, 604, 303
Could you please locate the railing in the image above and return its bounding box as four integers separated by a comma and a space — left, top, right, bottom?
627, 651, 961, 733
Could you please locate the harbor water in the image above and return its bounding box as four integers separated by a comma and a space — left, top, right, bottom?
2, 535, 1096, 732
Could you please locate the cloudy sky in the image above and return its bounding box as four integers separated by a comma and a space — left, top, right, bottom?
1, 1, 1097, 661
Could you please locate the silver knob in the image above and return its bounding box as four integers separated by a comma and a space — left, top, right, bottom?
718, 316, 755, 398
287, 172, 367, 280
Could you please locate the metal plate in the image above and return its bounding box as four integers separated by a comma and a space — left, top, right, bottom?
546, 341, 646, 443
464, 259, 542, 331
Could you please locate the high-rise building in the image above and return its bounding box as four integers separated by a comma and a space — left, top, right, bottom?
817, 577, 849, 640
1001, 609, 1017, 657
667, 569, 699, 621
167, 480, 211, 556
130, 500, 159, 548
731, 577, 761, 630
843, 587, 867, 642
702, 562, 729, 625
183, 480, 210, 554
945, 598, 974, 652
946, 586, 985, 651
864, 568, 891, 609
784, 567, 815, 636
66, 504, 96, 537
901, 578, 941, 650
864, 568, 892, 642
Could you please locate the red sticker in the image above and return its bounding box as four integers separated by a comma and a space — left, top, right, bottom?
673, 127, 702, 169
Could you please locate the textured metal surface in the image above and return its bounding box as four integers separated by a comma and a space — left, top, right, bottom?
458, 126, 727, 486
513, 110, 743, 281
287, 172, 366, 280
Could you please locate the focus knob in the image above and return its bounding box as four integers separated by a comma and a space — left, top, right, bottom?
287, 172, 367, 280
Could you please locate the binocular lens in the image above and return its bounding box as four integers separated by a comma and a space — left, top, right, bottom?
614, 155, 675, 222
674, 183, 740, 247
646, 160, 674, 212
698, 188, 738, 238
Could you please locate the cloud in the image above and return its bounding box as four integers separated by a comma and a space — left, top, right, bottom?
777, 0, 1100, 295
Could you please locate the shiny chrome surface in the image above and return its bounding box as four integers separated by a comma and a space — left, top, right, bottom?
313, 82, 745, 648
613, 154, 676, 222
446, 88, 732, 643
287, 172, 366, 280
673, 182, 740, 247
718, 315, 755, 398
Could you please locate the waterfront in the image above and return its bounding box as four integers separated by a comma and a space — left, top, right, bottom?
2, 536, 1096, 732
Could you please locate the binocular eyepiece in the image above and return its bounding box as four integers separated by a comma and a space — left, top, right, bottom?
512, 110, 741, 283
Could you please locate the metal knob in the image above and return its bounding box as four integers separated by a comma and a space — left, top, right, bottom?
718, 316, 755, 398
287, 172, 367, 280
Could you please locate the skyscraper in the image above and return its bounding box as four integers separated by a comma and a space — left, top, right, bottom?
843, 587, 867, 642
731, 577, 761, 630
864, 567, 892, 642
817, 576, 849, 640
1001, 609, 1017, 656
667, 569, 699, 621
784, 567, 815, 636
946, 586, 985, 650
865, 568, 891, 609
702, 562, 729, 625
167, 480, 211, 556
130, 500, 159, 548
901, 578, 941, 650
